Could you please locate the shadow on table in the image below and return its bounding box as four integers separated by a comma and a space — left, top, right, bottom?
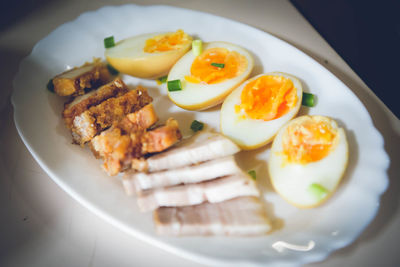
0, 47, 31, 117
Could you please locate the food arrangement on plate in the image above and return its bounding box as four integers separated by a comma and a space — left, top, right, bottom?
47, 29, 349, 236
11, 4, 391, 265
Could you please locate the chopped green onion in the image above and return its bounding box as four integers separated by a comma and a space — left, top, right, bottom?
302, 92, 315, 107
190, 120, 204, 132
211, 63, 225, 68
307, 183, 329, 201
47, 79, 54, 93
104, 36, 115, 48
157, 76, 168, 84
248, 170, 257, 180
167, 79, 182, 91
107, 64, 119, 75
192, 39, 203, 56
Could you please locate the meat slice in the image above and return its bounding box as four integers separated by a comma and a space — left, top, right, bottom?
154, 197, 271, 236
52, 58, 112, 96
71, 85, 152, 145
62, 77, 128, 129
131, 132, 240, 172
140, 118, 182, 154
122, 104, 159, 132
123, 156, 242, 194
90, 110, 182, 176
90, 104, 158, 176
136, 172, 259, 212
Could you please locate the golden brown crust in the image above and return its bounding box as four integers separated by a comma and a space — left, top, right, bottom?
71, 86, 153, 145
125, 104, 158, 130
90, 104, 158, 175
141, 118, 182, 154
53, 58, 112, 97
90, 109, 181, 176
96, 128, 135, 175
89, 86, 152, 129
62, 77, 128, 129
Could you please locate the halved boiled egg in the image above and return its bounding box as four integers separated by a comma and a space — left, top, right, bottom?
167, 41, 254, 110
269, 115, 349, 208
220, 72, 302, 149
105, 30, 192, 79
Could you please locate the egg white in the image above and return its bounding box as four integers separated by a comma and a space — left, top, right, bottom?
167, 41, 254, 110
268, 115, 349, 208
220, 72, 303, 150
105, 32, 192, 79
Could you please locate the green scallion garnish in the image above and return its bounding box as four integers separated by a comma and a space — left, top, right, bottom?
307, 183, 329, 201
104, 36, 115, 49
157, 76, 168, 84
107, 64, 119, 75
211, 62, 225, 68
47, 79, 54, 93
190, 120, 204, 132
248, 170, 257, 180
192, 39, 203, 56
302, 92, 315, 107
167, 79, 182, 91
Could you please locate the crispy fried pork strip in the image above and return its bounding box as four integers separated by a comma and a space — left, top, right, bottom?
123, 104, 159, 131
136, 172, 259, 212
71, 85, 152, 145
131, 132, 240, 172
90, 104, 158, 175
141, 118, 182, 154
52, 59, 111, 96
90, 112, 182, 176
154, 197, 271, 236
93, 127, 133, 176
123, 156, 242, 194
62, 78, 128, 129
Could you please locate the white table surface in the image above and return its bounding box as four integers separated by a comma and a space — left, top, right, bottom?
1, 0, 399, 266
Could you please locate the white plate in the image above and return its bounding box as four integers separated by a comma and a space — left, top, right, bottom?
11, 4, 389, 267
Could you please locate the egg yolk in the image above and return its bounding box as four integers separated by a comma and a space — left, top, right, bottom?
235, 75, 298, 121
185, 47, 247, 84
282, 118, 338, 164
144, 30, 192, 53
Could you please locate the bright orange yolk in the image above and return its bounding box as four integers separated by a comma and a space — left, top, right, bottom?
282, 118, 338, 164
144, 29, 192, 53
235, 75, 298, 121
185, 47, 247, 84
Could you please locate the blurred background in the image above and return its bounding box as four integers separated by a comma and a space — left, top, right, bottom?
291, 0, 400, 118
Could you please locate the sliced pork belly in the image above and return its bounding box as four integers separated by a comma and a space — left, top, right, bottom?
62, 77, 128, 129
123, 156, 242, 194
52, 58, 111, 96
91, 112, 182, 176
136, 172, 259, 212
71, 85, 152, 145
122, 104, 159, 132
140, 118, 182, 154
154, 196, 271, 236
131, 132, 240, 172
90, 104, 158, 175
